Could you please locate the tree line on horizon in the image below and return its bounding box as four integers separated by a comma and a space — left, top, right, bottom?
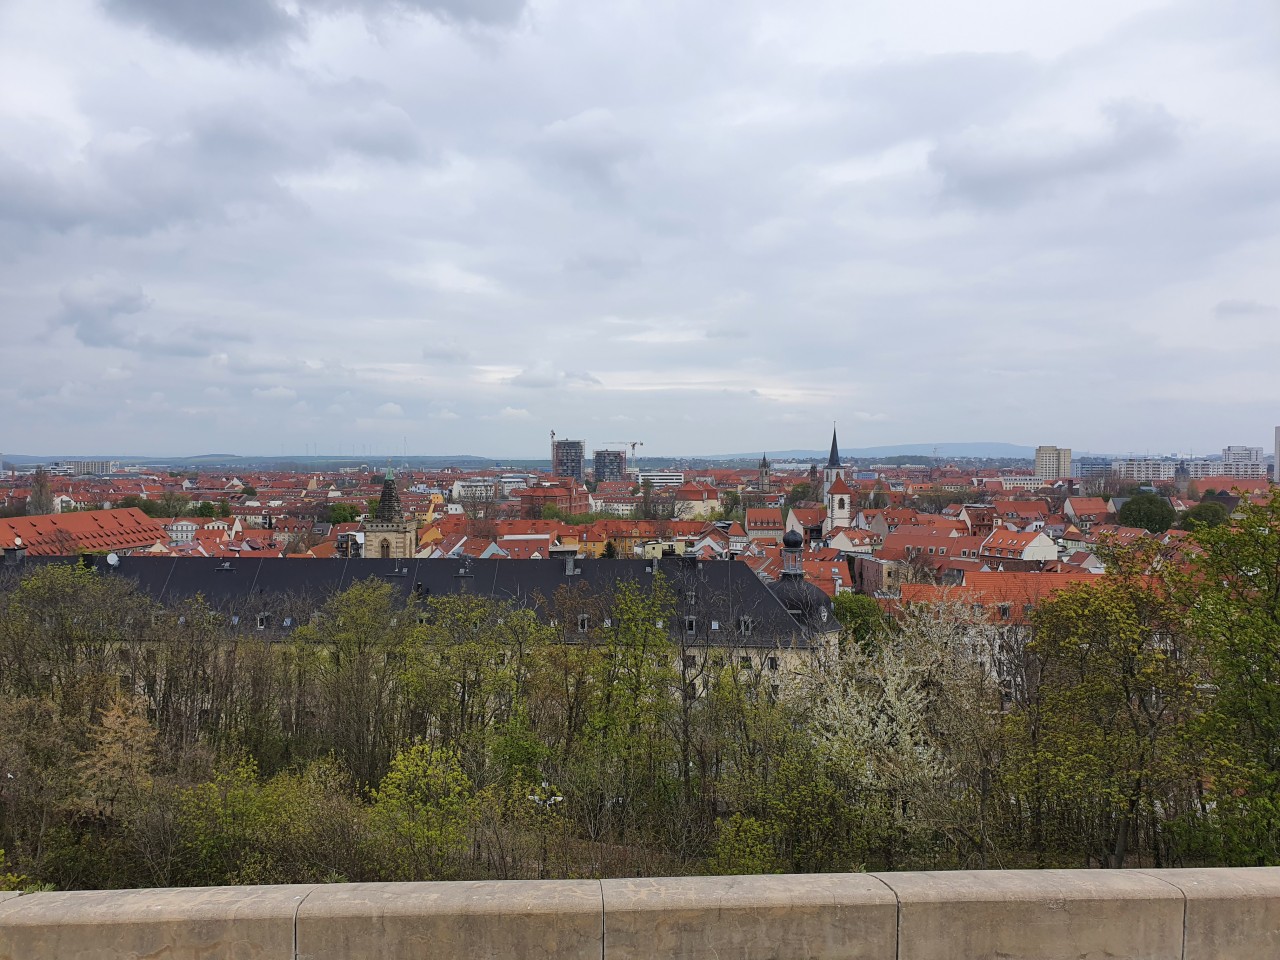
1, 493, 1279, 890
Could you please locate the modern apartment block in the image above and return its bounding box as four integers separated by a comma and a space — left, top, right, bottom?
593, 449, 626, 482
551, 439, 585, 481
1034, 445, 1072, 481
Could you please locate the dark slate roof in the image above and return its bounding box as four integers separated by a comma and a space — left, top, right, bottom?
827, 427, 841, 469
9, 555, 835, 650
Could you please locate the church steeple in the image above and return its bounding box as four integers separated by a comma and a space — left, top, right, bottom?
822, 423, 845, 501
375, 469, 403, 522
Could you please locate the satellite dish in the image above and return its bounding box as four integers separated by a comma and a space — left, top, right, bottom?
106, 552, 120, 567
13, 536, 21, 548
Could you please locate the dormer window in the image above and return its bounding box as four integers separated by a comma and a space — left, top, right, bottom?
256, 614, 268, 630
684, 616, 697, 635
577, 614, 589, 633
739, 616, 753, 636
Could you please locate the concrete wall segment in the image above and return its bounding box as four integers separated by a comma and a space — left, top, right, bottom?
0, 884, 313, 960
295, 879, 603, 960
1140, 867, 1280, 960
600, 873, 898, 960
876, 869, 1185, 960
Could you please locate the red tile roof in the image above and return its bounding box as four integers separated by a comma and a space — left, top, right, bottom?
0, 508, 167, 556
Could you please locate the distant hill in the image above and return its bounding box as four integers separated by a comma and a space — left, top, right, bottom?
709, 443, 1038, 460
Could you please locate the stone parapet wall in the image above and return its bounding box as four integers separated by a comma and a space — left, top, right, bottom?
2, 868, 1279, 959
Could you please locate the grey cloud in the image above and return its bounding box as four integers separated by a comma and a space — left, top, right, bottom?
930, 100, 1180, 207
100, 0, 526, 52
54, 278, 153, 349
1215, 299, 1280, 318
52, 278, 237, 357
534, 109, 644, 189
101, 0, 299, 51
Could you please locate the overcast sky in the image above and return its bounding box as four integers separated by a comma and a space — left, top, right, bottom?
2, 0, 1278, 459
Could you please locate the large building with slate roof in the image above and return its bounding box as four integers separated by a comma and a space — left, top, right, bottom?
2, 551, 838, 663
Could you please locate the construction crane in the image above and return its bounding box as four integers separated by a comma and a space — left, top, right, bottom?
603, 440, 644, 458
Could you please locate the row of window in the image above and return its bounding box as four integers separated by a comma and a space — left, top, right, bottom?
576, 614, 755, 635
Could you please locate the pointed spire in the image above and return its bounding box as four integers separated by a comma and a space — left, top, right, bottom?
376, 470, 403, 522
826, 424, 840, 469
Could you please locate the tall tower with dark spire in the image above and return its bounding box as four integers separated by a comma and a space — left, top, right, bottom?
758, 452, 771, 491
364, 467, 418, 560
822, 425, 844, 498
375, 467, 403, 522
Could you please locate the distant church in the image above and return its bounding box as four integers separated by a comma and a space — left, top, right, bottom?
364, 468, 418, 559
822, 426, 852, 535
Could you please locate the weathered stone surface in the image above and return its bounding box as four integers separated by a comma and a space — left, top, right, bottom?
0, 884, 312, 960
601, 873, 897, 960
295, 879, 603, 960
879, 869, 1184, 960
0, 895, 18, 907
1143, 867, 1280, 960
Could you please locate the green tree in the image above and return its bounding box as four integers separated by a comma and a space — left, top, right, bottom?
371, 743, 475, 880
1013, 552, 1203, 868
116, 495, 165, 518
1177, 500, 1229, 530
785, 482, 815, 507
156, 490, 191, 518
27, 467, 54, 516
602, 540, 619, 559
241, 486, 257, 498
1116, 492, 1176, 533
832, 593, 883, 652
218, 500, 232, 518
328, 503, 360, 524
195, 500, 218, 518
1182, 491, 1280, 864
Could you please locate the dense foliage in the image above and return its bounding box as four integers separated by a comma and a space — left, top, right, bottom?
2, 492, 1280, 889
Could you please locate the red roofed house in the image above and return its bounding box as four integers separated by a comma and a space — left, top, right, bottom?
0, 508, 168, 557
980, 530, 1058, 566
745, 508, 786, 543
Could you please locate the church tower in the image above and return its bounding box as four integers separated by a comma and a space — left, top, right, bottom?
824, 473, 853, 535
758, 453, 771, 491
363, 468, 418, 559
822, 426, 844, 498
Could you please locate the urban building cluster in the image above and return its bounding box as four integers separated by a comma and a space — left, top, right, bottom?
2, 429, 1275, 634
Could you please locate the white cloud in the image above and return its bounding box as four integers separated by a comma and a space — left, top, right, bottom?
252, 386, 297, 401
375, 401, 405, 417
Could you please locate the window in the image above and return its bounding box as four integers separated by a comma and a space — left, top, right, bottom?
739, 655, 752, 669
418, 613, 429, 626
767, 655, 779, 672
256, 614, 269, 630
997, 605, 1010, 621
603, 618, 612, 628
577, 614, 589, 633
684, 616, 697, 635
655, 619, 663, 629
230, 615, 240, 626
739, 616, 753, 636
686, 590, 697, 605
282, 617, 294, 628
710, 620, 720, 631
380, 539, 391, 559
